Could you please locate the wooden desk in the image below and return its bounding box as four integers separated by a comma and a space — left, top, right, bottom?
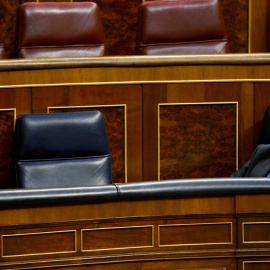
1, 54, 270, 187
1, 193, 270, 270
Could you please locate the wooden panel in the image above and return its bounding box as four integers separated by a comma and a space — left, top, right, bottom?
32, 85, 142, 183
238, 217, 270, 249
49, 105, 126, 183
143, 82, 254, 181
1, 230, 76, 257
0, 109, 15, 189
0, 197, 235, 226
82, 226, 153, 251
249, 0, 269, 52
159, 103, 237, 179
236, 194, 270, 213
254, 83, 270, 145
243, 261, 270, 270
159, 222, 232, 247
0, 1, 20, 58
243, 222, 270, 243
0, 88, 31, 189
221, 0, 249, 53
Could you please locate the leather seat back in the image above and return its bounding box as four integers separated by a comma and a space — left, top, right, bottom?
137, 0, 228, 55
17, 2, 106, 58
12, 111, 112, 188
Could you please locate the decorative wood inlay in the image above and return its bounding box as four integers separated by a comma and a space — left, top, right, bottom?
243, 222, 270, 243
243, 261, 270, 270
159, 103, 237, 180
0, 109, 15, 189
48, 105, 126, 183
1, 230, 76, 257
158, 223, 232, 247
82, 226, 154, 251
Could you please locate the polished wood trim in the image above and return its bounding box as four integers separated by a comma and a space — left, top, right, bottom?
1, 54, 270, 71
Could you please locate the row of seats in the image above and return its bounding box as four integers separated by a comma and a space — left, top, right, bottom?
0, 0, 228, 59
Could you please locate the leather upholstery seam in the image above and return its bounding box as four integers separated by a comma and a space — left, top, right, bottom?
17, 154, 111, 162
19, 44, 106, 49
113, 184, 120, 199
139, 38, 228, 47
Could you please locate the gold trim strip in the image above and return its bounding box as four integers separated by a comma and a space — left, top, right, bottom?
242, 222, 270, 243
243, 260, 270, 270
158, 222, 233, 247
81, 225, 154, 252
0, 108, 16, 130
47, 105, 128, 183
248, 0, 251, 53
1, 230, 77, 258
158, 102, 239, 180
2, 78, 270, 89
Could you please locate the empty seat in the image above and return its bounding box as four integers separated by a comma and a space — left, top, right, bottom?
137, 0, 228, 55
12, 111, 112, 188
17, 2, 106, 58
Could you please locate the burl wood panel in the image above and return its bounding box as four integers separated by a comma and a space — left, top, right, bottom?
220, 0, 249, 53
0, 110, 14, 189
82, 226, 153, 251
159, 223, 232, 247
0, 0, 20, 58
159, 103, 237, 179
49, 106, 126, 183
88, 0, 141, 56
2, 230, 76, 257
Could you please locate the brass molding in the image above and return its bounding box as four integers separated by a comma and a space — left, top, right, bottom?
242, 221, 270, 243
47, 105, 127, 183
81, 225, 154, 252
243, 260, 270, 270
248, 0, 251, 53
3, 79, 270, 89
158, 102, 239, 180
1, 230, 77, 258
0, 108, 16, 130
158, 222, 233, 247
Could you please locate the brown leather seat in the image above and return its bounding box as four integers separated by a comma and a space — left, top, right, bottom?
137, 0, 228, 55
17, 2, 106, 58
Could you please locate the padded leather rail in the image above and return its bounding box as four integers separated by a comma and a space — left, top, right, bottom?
1, 178, 270, 207
0, 185, 118, 207
115, 178, 270, 199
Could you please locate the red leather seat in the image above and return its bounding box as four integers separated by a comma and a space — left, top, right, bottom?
17, 2, 106, 58
137, 0, 228, 55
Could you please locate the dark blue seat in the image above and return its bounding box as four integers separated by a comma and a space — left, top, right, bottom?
12, 111, 112, 188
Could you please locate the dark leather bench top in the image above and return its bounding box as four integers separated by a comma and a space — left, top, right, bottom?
0, 185, 118, 207
115, 178, 270, 199
1, 178, 270, 207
